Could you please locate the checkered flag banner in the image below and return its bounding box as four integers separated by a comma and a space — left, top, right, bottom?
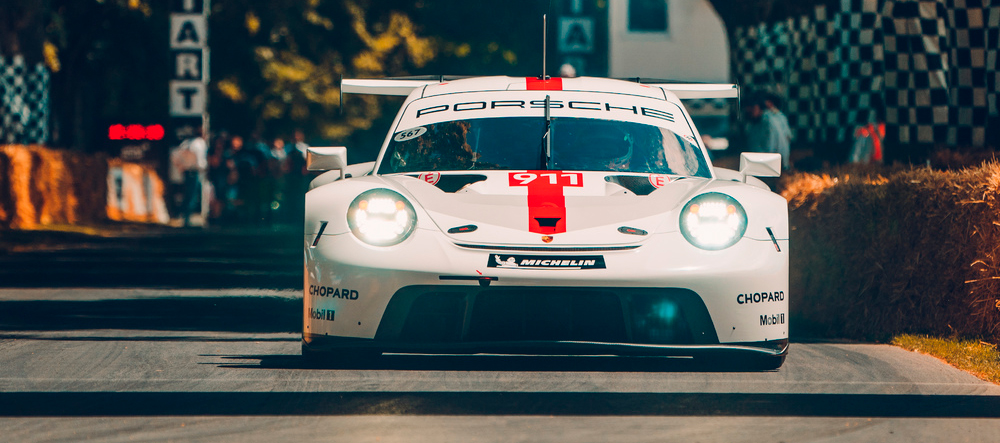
0, 55, 50, 145
733, 0, 1000, 149
986, 5, 1000, 119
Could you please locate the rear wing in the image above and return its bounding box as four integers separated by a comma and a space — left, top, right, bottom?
340, 75, 472, 98
340, 76, 738, 100
646, 83, 738, 99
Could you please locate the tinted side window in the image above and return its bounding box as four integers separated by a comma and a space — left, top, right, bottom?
629, 0, 668, 33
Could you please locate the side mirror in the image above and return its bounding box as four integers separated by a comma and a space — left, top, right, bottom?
307, 147, 348, 178
739, 152, 781, 182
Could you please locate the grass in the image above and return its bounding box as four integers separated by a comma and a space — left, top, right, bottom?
892, 334, 1000, 385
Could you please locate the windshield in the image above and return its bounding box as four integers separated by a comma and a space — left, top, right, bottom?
378, 117, 711, 177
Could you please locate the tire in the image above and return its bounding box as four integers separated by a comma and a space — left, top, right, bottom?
751, 354, 786, 371
301, 344, 381, 367
700, 353, 786, 371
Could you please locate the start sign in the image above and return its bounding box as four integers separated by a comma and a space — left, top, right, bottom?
169, 0, 209, 122
173, 49, 208, 82
169, 14, 207, 49
558, 17, 594, 54
169, 81, 206, 117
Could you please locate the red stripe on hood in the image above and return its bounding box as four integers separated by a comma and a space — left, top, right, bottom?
526, 77, 563, 91
509, 171, 582, 234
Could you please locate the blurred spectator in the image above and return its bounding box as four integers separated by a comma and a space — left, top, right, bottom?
235, 134, 268, 223
289, 129, 309, 176
208, 132, 230, 220
269, 137, 288, 171
172, 126, 208, 227
745, 94, 792, 170
265, 136, 288, 223
850, 121, 885, 164
559, 63, 577, 78
763, 94, 792, 169
849, 101, 885, 165
744, 97, 768, 149
285, 129, 310, 219
221, 136, 243, 221
240, 134, 271, 223
166, 143, 186, 217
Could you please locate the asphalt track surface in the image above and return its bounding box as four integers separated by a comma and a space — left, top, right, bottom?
1, 227, 999, 442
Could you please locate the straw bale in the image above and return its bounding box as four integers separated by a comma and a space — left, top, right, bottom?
1, 146, 39, 228
783, 162, 1000, 343
73, 150, 109, 223
0, 145, 109, 229
32, 147, 72, 225
0, 147, 10, 224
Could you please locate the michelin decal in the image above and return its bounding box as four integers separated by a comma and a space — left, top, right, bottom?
488, 254, 606, 270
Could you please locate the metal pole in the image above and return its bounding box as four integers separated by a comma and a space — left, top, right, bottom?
542, 14, 547, 79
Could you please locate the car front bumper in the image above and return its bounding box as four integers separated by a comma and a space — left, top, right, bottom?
304, 228, 788, 352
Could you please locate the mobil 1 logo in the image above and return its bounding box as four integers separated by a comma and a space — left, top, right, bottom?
760, 313, 785, 326
310, 308, 335, 321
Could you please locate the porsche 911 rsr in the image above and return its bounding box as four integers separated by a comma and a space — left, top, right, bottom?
303, 76, 789, 369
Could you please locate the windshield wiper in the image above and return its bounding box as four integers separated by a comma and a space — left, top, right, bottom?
541, 94, 552, 169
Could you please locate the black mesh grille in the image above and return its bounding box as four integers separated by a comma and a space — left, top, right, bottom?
399, 292, 466, 342
382, 286, 717, 346
467, 289, 627, 342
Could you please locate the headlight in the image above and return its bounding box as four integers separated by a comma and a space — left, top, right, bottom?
679, 193, 747, 250
347, 189, 417, 246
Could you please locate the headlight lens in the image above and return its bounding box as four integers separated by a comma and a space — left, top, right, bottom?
679, 193, 747, 250
347, 189, 417, 246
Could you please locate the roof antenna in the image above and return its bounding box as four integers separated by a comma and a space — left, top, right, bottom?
541, 13, 548, 80
338, 74, 344, 116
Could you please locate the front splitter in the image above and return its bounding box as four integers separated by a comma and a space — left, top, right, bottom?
303, 334, 788, 358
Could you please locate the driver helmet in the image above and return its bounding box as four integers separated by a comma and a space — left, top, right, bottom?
568, 124, 633, 171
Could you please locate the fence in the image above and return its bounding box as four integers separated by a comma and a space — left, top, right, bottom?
0, 55, 49, 145
732, 0, 1000, 150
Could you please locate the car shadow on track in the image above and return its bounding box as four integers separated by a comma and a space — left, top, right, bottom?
0, 297, 300, 333
6, 390, 999, 417
1, 333, 299, 342
211, 353, 776, 373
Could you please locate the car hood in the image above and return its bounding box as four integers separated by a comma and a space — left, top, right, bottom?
385, 171, 711, 247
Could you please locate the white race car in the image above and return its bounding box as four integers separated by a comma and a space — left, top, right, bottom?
303, 76, 788, 369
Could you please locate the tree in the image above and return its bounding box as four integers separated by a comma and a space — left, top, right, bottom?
210, 0, 436, 144
14, 0, 553, 153
0, 0, 47, 63
209, 1, 547, 146
24, 0, 169, 150
206, 0, 551, 160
